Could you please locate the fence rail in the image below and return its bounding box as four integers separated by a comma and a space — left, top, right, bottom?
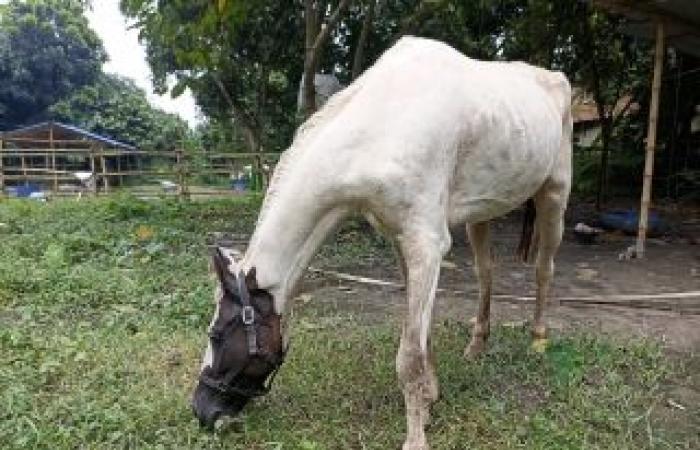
0, 145, 279, 199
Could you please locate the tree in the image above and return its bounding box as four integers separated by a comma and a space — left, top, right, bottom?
120, 0, 303, 153
194, 119, 248, 154
338, 0, 526, 82
350, 0, 377, 80
120, 0, 519, 149
49, 73, 189, 151
0, 0, 106, 130
301, 0, 352, 117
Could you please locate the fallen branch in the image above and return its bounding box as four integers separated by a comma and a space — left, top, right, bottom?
308, 267, 700, 315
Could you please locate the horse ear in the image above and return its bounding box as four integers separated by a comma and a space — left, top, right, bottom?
245, 266, 258, 291
211, 247, 238, 294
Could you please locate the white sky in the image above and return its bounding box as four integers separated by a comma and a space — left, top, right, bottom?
85, 0, 200, 127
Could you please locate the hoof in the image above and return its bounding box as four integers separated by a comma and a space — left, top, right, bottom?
531, 338, 549, 353
464, 338, 487, 359
403, 438, 429, 450
532, 325, 547, 340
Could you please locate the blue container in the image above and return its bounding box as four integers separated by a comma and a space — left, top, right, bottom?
599, 209, 664, 235
6, 184, 42, 198
231, 178, 249, 192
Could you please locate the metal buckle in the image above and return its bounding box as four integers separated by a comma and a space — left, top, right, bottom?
241, 306, 255, 325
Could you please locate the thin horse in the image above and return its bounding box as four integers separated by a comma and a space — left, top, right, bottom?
192, 36, 572, 450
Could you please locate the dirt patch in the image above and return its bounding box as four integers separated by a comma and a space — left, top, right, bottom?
300, 218, 700, 352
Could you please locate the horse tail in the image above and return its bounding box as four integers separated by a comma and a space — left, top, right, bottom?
517, 198, 536, 263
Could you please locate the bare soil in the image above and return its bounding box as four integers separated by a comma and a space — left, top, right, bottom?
301, 215, 700, 352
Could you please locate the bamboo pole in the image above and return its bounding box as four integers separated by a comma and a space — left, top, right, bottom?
117, 152, 123, 186
50, 125, 58, 193
100, 148, 109, 192
176, 149, 182, 198
182, 151, 189, 199
176, 149, 189, 199
2, 174, 78, 181
90, 146, 97, 196
636, 22, 665, 258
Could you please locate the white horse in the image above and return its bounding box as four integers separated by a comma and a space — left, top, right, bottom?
192, 36, 572, 450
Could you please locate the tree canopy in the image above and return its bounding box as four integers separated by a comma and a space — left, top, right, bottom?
0, 0, 191, 151
49, 73, 189, 151
120, 0, 304, 153
119, 0, 532, 151
0, 0, 106, 130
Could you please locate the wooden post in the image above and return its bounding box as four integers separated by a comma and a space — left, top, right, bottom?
117, 151, 123, 187
636, 22, 665, 258
90, 146, 98, 196
261, 156, 269, 190
176, 149, 182, 197
50, 125, 58, 193
101, 148, 109, 193
176, 149, 188, 199
254, 154, 262, 191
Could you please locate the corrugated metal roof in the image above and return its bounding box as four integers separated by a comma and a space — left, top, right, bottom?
1, 121, 137, 150
592, 0, 700, 57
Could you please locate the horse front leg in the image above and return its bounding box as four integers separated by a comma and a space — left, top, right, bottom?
396, 233, 446, 450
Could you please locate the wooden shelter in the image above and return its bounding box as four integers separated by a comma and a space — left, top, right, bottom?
0, 121, 137, 195
592, 0, 700, 257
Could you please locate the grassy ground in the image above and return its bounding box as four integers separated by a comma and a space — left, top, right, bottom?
0, 195, 697, 449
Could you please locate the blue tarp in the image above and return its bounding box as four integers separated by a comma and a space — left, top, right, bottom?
5, 183, 42, 198
599, 209, 666, 235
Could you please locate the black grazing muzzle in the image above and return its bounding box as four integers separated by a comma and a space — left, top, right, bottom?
192, 248, 286, 428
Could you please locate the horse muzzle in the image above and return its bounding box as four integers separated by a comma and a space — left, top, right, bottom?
191, 379, 249, 428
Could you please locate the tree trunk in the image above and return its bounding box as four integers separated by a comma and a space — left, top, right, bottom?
302, 0, 352, 119
212, 74, 262, 153
239, 124, 261, 153
596, 115, 612, 210
351, 0, 376, 80
589, 58, 608, 211
303, 0, 319, 118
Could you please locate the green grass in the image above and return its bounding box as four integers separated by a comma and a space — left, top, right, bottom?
0, 195, 697, 449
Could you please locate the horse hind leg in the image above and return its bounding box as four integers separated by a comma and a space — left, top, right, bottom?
464, 221, 492, 359
531, 183, 566, 350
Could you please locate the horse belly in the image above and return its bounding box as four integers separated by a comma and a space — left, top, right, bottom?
448, 135, 557, 225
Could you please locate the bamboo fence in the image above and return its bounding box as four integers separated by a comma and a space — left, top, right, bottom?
0, 138, 279, 198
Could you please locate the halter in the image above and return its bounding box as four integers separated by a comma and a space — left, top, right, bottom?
199, 260, 286, 400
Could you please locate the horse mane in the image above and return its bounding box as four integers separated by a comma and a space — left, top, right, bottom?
255, 79, 364, 227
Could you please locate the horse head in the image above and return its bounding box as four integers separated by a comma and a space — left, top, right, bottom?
191, 247, 285, 427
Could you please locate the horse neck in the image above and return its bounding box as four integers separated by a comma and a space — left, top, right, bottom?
242, 185, 347, 313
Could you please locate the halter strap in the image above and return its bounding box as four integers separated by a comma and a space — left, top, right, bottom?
236, 269, 259, 356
